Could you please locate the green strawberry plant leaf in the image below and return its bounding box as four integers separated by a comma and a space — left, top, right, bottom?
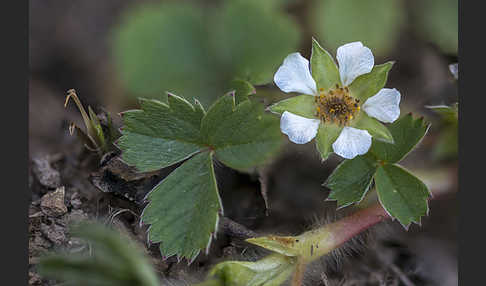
204, 96, 283, 171
142, 152, 220, 261
118, 92, 282, 262
325, 114, 432, 228
118, 95, 205, 172
324, 154, 377, 208
369, 113, 430, 164
375, 164, 431, 228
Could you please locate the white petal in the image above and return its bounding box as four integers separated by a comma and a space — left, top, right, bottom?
280, 111, 320, 144
332, 127, 372, 159
274, 53, 317, 95
362, 88, 401, 123
336, 42, 374, 86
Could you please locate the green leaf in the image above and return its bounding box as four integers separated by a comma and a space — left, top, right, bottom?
311, 38, 340, 91
112, 2, 221, 106
426, 103, 458, 124
119, 91, 283, 261
315, 123, 342, 161
38, 223, 160, 286
142, 152, 221, 262
211, 0, 300, 85
268, 94, 317, 119
324, 155, 377, 208
204, 96, 283, 171
204, 254, 296, 286
375, 164, 431, 228
414, 0, 457, 54
229, 79, 256, 105
351, 112, 394, 143
118, 95, 205, 172
349, 62, 394, 101
427, 103, 458, 160
312, 0, 404, 57
369, 114, 430, 164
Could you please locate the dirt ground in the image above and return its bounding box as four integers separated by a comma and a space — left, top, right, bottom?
29, 1, 458, 285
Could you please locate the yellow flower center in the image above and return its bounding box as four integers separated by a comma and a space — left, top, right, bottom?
314, 84, 360, 126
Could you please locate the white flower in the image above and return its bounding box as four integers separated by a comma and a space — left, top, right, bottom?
273, 42, 401, 159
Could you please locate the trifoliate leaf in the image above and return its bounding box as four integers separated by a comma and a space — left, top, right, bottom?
375, 164, 431, 228
203, 95, 283, 171
119, 91, 283, 261
311, 38, 340, 91
369, 114, 430, 164
142, 152, 221, 262
352, 112, 394, 143
269, 94, 317, 119
349, 62, 394, 102
315, 124, 342, 161
118, 95, 205, 172
204, 254, 296, 286
229, 79, 256, 105
324, 154, 377, 208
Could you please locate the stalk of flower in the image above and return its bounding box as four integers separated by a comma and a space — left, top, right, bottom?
270, 39, 401, 160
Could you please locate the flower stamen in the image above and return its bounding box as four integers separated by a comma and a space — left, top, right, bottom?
315, 86, 360, 126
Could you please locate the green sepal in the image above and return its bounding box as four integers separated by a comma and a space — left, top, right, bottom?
375, 164, 431, 228
315, 123, 342, 161
369, 113, 430, 164
142, 151, 221, 262
324, 154, 377, 208
351, 112, 394, 143
349, 62, 394, 101
246, 236, 300, 257
268, 94, 317, 119
310, 38, 340, 91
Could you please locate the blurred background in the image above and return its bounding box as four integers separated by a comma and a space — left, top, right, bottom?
29, 0, 458, 285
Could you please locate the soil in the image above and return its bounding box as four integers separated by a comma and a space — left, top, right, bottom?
29, 1, 458, 285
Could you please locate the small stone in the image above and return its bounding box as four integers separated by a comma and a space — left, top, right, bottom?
32, 156, 61, 189
40, 222, 67, 245
40, 186, 68, 217
70, 191, 83, 209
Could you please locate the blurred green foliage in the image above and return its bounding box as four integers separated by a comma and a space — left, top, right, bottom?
413, 0, 458, 55
112, 0, 457, 105
38, 223, 160, 286
311, 0, 405, 57
112, 0, 300, 107
427, 103, 458, 160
